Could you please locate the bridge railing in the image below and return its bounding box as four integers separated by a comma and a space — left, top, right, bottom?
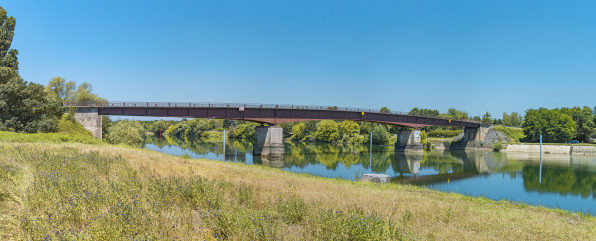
65, 101, 485, 124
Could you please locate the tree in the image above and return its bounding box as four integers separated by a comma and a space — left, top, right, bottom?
0, 67, 63, 133
409, 107, 439, 116
339, 120, 359, 137
0, 7, 63, 133
233, 123, 257, 140
481, 111, 492, 123
1, 7, 18, 70
561, 106, 595, 142
522, 108, 575, 143
380, 107, 391, 114
371, 124, 388, 144
45, 76, 76, 101
291, 122, 307, 140
502, 112, 523, 127
45, 77, 106, 104
313, 120, 340, 142
107, 120, 145, 148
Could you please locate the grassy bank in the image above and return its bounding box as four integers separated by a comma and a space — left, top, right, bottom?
0, 139, 595, 239
0, 131, 103, 145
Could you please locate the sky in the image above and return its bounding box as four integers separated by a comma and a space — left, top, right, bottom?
3, 1, 596, 120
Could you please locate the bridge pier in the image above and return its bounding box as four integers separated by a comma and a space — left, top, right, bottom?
462, 126, 491, 142
73, 107, 102, 139
394, 129, 423, 152
253, 126, 284, 157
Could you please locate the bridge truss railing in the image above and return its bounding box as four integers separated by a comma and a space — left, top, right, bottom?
65, 101, 485, 124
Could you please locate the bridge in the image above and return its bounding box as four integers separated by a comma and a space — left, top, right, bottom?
69, 101, 491, 155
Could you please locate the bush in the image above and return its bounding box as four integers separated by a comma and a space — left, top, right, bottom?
107, 120, 145, 148
57, 108, 92, 136
314, 120, 340, 142
352, 135, 366, 143
371, 124, 388, 144
426, 129, 463, 138
233, 123, 257, 140
423, 139, 433, 149
291, 122, 307, 140
420, 130, 427, 143
493, 142, 503, 152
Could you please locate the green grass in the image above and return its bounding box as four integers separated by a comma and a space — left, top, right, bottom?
0, 144, 403, 240
1, 133, 595, 239
0, 131, 104, 145
495, 126, 525, 142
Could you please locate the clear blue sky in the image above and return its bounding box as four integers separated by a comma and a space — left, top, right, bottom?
3, 1, 596, 119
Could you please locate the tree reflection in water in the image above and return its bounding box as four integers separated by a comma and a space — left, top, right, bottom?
145, 136, 596, 200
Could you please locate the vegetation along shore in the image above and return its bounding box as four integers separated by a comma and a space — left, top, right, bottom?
0, 134, 595, 240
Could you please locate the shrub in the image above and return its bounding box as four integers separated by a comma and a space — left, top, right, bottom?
352, 135, 365, 143
423, 139, 433, 149
371, 124, 388, 144
107, 119, 145, 148
291, 122, 307, 140
426, 129, 464, 138
314, 120, 340, 142
493, 142, 503, 152
420, 130, 427, 143
234, 123, 257, 140
57, 109, 92, 136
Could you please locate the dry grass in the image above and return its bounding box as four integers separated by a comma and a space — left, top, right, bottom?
2, 142, 595, 240
75, 143, 594, 240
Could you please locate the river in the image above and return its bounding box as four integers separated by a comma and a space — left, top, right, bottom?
145, 135, 596, 215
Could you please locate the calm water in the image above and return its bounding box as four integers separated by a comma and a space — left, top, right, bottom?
145, 136, 596, 215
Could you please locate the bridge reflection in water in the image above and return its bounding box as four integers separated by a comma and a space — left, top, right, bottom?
390, 151, 502, 185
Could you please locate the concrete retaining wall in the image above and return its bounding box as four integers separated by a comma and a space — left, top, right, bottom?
572, 146, 596, 154
504, 144, 570, 154
433, 141, 495, 151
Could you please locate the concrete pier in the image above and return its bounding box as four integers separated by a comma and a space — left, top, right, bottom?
253, 126, 284, 157
394, 129, 423, 152
462, 126, 491, 142
73, 107, 102, 139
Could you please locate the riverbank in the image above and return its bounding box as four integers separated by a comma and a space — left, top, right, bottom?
1, 140, 594, 239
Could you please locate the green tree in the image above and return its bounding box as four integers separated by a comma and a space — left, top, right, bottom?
522, 108, 575, 143
107, 120, 145, 147
409, 107, 439, 116
233, 123, 257, 140
482, 111, 492, 123
448, 108, 469, 119
45, 76, 76, 101
502, 112, 523, 127
0, 7, 18, 69
561, 106, 595, 142
101, 116, 114, 139
313, 120, 340, 142
45, 77, 106, 104
0, 8, 63, 133
291, 122, 307, 140
380, 107, 391, 113
371, 124, 388, 144
339, 120, 359, 137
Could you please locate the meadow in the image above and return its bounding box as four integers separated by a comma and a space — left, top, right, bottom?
0, 136, 594, 240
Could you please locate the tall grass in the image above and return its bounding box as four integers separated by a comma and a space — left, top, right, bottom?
0, 131, 103, 144
0, 144, 403, 240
